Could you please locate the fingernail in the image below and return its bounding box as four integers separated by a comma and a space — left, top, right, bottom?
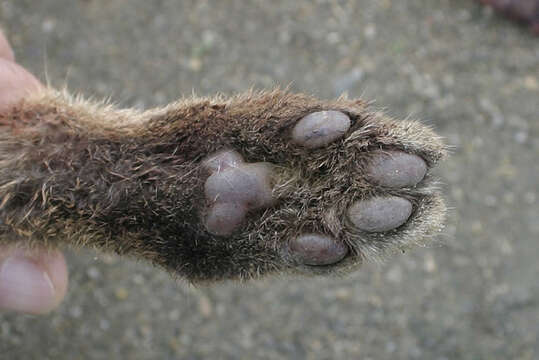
0, 251, 57, 314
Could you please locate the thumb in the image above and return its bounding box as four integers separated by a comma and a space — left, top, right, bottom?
0, 247, 68, 314
0, 29, 43, 113
0, 58, 43, 113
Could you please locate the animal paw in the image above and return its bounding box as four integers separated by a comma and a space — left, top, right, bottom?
194, 102, 447, 279
0, 89, 447, 282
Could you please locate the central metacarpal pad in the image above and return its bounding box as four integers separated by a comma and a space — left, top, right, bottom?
205, 203, 247, 237
203, 150, 275, 235
205, 164, 274, 207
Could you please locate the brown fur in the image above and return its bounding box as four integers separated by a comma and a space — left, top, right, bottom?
0, 88, 447, 283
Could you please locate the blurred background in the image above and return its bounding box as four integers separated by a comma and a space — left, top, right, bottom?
1, 0, 538, 359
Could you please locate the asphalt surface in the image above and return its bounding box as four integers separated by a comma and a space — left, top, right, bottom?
1, 0, 538, 359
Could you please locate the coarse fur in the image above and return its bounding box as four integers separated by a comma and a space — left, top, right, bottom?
0, 87, 447, 283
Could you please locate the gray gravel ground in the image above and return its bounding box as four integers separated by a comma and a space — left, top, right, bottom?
1, 0, 538, 359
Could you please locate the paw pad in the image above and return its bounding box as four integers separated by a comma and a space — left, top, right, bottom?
203, 150, 275, 236
289, 234, 348, 265
201, 110, 438, 275
348, 196, 413, 232
368, 151, 427, 188
292, 110, 351, 148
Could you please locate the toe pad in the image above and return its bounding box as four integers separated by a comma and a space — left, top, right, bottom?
289, 234, 348, 266
348, 196, 413, 232
368, 151, 427, 188
292, 111, 351, 149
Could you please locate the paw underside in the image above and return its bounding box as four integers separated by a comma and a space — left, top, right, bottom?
0, 89, 447, 282
195, 100, 447, 280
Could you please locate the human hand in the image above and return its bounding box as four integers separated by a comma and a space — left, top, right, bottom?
0, 29, 68, 314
